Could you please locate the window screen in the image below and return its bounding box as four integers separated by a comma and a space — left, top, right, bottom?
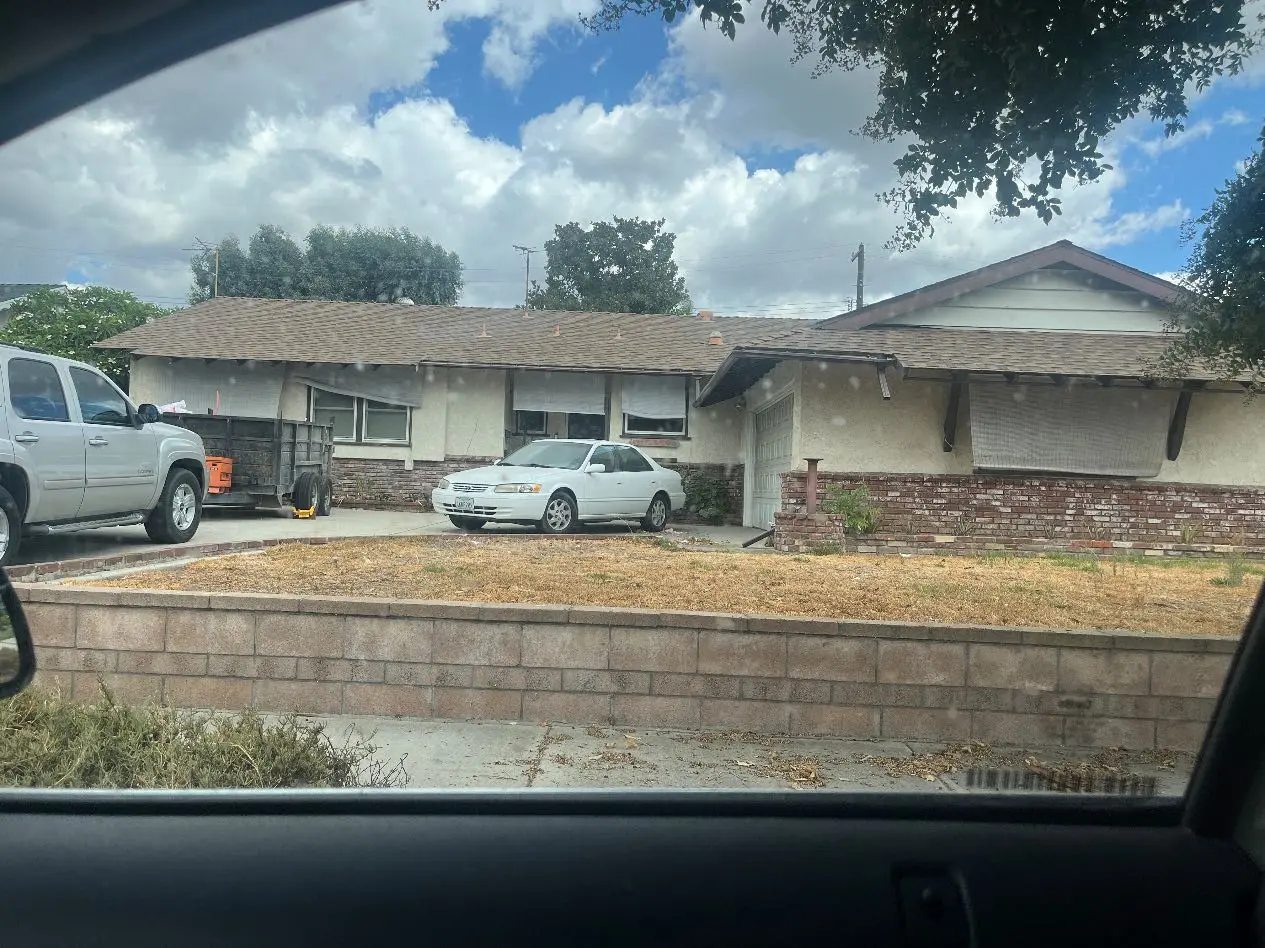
363, 399, 408, 442
970, 383, 1174, 477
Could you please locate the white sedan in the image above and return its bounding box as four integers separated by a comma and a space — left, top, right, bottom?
431, 439, 687, 534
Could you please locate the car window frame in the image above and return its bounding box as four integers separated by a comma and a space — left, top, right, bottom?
6, 356, 73, 423
67, 365, 135, 428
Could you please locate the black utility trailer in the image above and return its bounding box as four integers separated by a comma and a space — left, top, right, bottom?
164, 414, 335, 514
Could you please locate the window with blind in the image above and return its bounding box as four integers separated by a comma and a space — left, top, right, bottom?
310, 388, 410, 444
622, 375, 688, 436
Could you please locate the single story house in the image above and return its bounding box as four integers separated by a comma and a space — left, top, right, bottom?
99, 300, 811, 521
99, 240, 1265, 551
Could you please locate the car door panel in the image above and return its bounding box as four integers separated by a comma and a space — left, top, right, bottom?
580, 445, 622, 518
68, 366, 159, 517
2, 355, 85, 522
615, 445, 657, 516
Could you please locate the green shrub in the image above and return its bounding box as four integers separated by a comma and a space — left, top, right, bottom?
681, 469, 733, 524
819, 485, 881, 536
1212, 554, 1247, 588
0, 684, 406, 789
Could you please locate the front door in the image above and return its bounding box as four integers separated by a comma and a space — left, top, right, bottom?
751, 395, 794, 528
580, 444, 623, 517
2, 355, 85, 522
68, 366, 159, 517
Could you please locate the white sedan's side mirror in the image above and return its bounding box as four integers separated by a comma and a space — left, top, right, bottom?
585, 463, 606, 474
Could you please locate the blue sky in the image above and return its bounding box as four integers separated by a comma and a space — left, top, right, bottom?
0, 0, 1260, 313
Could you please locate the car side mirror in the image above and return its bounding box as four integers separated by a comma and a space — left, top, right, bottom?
136, 403, 161, 425
0, 570, 37, 699
585, 463, 606, 474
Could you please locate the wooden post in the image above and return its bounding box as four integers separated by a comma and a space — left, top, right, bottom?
804, 458, 823, 516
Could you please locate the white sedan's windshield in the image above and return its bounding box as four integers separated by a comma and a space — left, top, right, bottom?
500, 441, 591, 470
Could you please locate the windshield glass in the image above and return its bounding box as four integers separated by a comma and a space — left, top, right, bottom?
500, 441, 592, 470
0, 0, 1259, 798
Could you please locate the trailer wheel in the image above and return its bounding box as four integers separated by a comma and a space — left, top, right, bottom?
316, 476, 333, 516
291, 472, 318, 511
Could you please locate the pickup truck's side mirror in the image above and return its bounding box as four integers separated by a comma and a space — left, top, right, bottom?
136, 404, 161, 425
0, 572, 37, 698
585, 463, 606, 474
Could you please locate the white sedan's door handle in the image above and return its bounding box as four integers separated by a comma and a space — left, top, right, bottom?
88, 436, 110, 447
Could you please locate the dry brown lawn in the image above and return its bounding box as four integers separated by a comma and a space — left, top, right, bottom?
82, 536, 1261, 637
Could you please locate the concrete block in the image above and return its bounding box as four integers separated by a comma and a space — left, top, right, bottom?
1065, 717, 1155, 750
567, 604, 660, 627
432, 665, 474, 687
1156, 720, 1209, 753
253, 679, 343, 714
1150, 653, 1232, 698
698, 631, 786, 677
562, 669, 650, 694
77, 606, 164, 651
788, 704, 879, 739
299, 596, 393, 616
385, 662, 435, 686
787, 636, 875, 682
343, 616, 431, 663
116, 651, 208, 677
295, 657, 385, 683
343, 683, 432, 717
523, 691, 611, 725
521, 624, 608, 669
830, 681, 882, 706
746, 616, 839, 637
967, 644, 1057, 691
167, 609, 254, 655
255, 613, 345, 659
1058, 649, 1150, 696
206, 593, 302, 612
73, 671, 161, 705
658, 611, 747, 631
971, 711, 1064, 746
432, 620, 520, 666
699, 699, 789, 734
24, 603, 75, 648
610, 627, 696, 672
473, 667, 562, 691
880, 707, 970, 741
611, 694, 701, 729
434, 687, 522, 721
651, 673, 740, 699
165, 676, 252, 710
877, 641, 967, 686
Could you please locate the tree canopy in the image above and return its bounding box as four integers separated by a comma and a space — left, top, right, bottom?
189, 225, 463, 305
527, 216, 694, 315
1163, 121, 1265, 387
0, 286, 169, 387
577, 0, 1258, 248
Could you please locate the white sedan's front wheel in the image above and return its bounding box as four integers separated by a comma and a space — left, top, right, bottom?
537, 492, 577, 535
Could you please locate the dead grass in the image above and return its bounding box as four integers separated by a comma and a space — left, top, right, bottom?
83, 535, 1259, 637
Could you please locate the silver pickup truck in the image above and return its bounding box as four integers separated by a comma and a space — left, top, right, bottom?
0, 344, 207, 565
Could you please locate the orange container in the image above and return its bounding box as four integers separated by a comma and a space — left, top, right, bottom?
206, 456, 233, 494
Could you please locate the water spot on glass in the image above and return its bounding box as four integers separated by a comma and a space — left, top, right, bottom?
947, 705, 960, 720
1012, 389, 1026, 402
454, 374, 465, 385
425, 367, 435, 383
354, 362, 366, 372
816, 381, 826, 390
847, 375, 861, 390
831, 415, 847, 427
760, 377, 773, 390
228, 376, 237, 385
817, 361, 828, 372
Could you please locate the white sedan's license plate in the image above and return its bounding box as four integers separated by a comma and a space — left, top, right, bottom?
454, 498, 475, 512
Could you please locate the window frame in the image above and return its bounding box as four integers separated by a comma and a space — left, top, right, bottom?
6, 356, 73, 423
68, 365, 135, 428
309, 387, 410, 446
514, 409, 548, 435
621, 377, 689, 437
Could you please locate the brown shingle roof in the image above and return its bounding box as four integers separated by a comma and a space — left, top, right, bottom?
96, 298, 814, 375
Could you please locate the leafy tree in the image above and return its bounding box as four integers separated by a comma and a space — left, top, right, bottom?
189, 225, 463, 305
572, 0, 1258, 248
527, 216, 693, 315
0, 286, 169, 387
1161, 122, 1265, 387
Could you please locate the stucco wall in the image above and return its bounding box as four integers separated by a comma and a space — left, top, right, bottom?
444, 367, 506, 459
797, 362, 974, 475
129, 356, 287, 417
882, 269, 1174, 332
1155, 391, 1265, 486
609, 375, 742, 465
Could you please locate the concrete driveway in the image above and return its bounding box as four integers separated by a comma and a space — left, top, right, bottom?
13, 505, 763, 565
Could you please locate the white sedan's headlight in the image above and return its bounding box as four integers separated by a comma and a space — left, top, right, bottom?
493, 483, 542, 494
437, 478, 451, 490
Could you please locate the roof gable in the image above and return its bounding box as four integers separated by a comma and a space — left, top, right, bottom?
815, 241, 1185, 331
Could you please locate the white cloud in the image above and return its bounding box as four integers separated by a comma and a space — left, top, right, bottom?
0, 0, 1211, 321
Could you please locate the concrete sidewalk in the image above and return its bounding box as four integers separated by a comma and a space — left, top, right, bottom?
318, 714, 1194, 796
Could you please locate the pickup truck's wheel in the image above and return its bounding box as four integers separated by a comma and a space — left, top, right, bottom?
315, 476, 333, 516
0, 485, 22, 566
537, 492, 577, 535
641, 492, 671, 533
144, 469, 202, 544
448, 516, 486, 531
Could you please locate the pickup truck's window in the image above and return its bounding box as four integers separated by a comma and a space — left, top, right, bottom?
68, 367, 132, 426
8, 358, 70, 422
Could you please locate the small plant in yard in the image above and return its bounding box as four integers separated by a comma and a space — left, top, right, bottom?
1212, 554, 1247, 588
681, 470, 732, 524
1043, 552, 1103, 574
0, 684, 406, 789
819, 485, 881, 536
806, 541, 847, 555
1179, 523, 1203, 545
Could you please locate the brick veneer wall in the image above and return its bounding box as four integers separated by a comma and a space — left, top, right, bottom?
779, 472, 1265, 550
332, 457, 498, 510
333, 456, 745, 525
18, 585, 1235, 752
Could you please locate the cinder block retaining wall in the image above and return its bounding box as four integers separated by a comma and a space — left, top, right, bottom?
777, 472, 1265, 557
17, 585, 1235, 752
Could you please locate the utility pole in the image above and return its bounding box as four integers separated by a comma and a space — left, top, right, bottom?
513, 244, 536, 309
850, 243, 865, 309
184, 238, 220, 298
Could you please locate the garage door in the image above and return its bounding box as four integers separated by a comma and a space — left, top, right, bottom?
751, 395, 793, 528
